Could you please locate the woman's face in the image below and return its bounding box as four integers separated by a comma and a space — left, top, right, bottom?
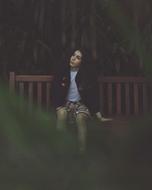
70, 50, 82, 68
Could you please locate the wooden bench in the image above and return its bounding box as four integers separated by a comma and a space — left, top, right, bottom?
9, 72, 152, 116
99, 76, 152, 116
9, 72, 53, 111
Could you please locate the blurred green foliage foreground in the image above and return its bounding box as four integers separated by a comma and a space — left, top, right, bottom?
0, 84, 152, 190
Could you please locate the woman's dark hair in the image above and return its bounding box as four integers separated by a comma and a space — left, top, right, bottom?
60, 47, 95, 72
79, 48, 93, 66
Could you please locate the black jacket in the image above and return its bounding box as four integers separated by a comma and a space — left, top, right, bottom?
52, 64, 100, 114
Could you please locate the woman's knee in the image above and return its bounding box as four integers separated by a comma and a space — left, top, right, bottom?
57, 107, 67, 120
76, 113, 87, 122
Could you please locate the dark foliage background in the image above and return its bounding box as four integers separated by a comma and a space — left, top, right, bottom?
0, 0, 152, 79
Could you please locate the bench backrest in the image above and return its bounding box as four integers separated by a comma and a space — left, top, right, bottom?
9, 72, 152, 116
99, 76, 152, 116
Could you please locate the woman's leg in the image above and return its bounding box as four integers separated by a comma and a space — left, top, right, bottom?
76, 113, 88, 152
56, 107, 68, 130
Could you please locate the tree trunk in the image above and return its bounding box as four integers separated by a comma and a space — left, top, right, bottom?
61, 0, 67, 48
90, 0, 97, 63
70, 0, 76, 49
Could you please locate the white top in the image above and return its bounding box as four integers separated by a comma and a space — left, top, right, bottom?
67, 70, 81, 102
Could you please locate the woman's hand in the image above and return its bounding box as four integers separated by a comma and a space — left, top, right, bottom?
95, 112, 113, 122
